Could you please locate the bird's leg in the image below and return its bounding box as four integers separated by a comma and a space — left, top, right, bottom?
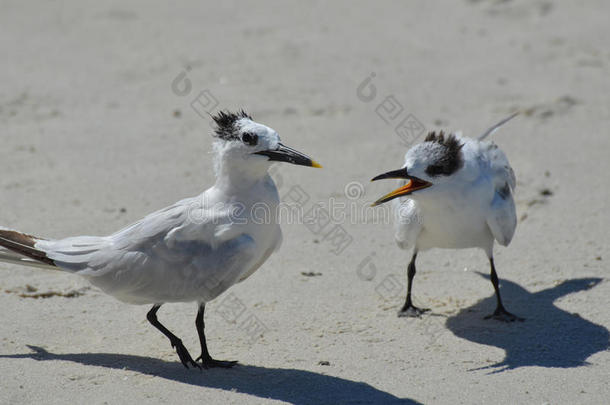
146, 304, 201, 369
195, 303, 237, 368
398, 252, 430, 318
484, 257, 524, 322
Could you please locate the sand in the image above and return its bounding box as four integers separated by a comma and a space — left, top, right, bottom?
1, 1, 608, 404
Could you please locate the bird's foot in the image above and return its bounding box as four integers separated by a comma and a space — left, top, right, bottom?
171, 339, 202, 369
484, 307, 524, 322
196, 354, 238, 369
398, 304, 430, 318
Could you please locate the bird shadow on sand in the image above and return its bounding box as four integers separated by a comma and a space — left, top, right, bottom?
0, 346, 420, 405
445, 275, 608, 373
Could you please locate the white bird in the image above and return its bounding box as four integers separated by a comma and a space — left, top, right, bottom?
0, 110, 321, 368
371, 113, 521, 321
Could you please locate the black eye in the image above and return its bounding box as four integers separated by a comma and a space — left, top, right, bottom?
425, 164, 445, 177
241, 132, 258, 146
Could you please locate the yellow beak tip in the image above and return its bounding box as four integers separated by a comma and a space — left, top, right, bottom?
311, 160, 323, 169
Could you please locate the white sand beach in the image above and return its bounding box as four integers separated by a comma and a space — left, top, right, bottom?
1, 1, 608, 404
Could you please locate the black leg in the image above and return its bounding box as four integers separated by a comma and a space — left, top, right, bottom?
146, 304, 201, 369
195, 303, 237, 369
484, 257, 524, 322
398, 252, 430, 318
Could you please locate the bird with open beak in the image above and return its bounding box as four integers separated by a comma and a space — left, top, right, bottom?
371, 113, 522, 321
0, 110, 321, 369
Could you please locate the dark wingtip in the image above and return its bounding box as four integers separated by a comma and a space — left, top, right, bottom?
0, 229, 56, 266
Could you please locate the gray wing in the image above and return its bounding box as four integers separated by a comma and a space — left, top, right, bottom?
83, 232, 258, 304
37, 198, 259, 304
484, 143, 517, 246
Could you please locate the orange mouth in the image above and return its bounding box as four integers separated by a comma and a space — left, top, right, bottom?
371, 177, 432, 207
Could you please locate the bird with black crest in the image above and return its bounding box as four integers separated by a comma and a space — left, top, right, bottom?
0, 110, 321, 369
371, 113, 522, 321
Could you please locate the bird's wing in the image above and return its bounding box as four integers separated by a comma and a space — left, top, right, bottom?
483, 143, 517, 246
37, 197, 260, 303
36, 199, 194, 271
36, 196, 244, 273
392, 192, 422, 250
486, 185, 517, 246
90, 231, 258, 304
483, 142, 516, 190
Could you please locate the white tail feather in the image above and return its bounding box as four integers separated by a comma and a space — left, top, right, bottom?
478, 112, 519, 141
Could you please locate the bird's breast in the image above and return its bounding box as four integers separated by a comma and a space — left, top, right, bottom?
414, 188, 493, 251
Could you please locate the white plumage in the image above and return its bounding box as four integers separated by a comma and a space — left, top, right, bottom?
35, 177, 282, 305
393, 134, 517, 255
372, 114, 521, 321
0, 110, 320, 368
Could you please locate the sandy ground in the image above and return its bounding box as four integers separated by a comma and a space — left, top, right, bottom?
1, 1, 609, 404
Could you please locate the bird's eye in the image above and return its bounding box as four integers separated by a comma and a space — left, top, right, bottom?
425, 164, 445, 176
242, 132, 258, 146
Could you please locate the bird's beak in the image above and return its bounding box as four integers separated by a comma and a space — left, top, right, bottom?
254, 143, 322, 168
370, 168, 432, 206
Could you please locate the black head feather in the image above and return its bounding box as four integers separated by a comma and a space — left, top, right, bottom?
211, 110, 253, 140
423, 131, 464, 176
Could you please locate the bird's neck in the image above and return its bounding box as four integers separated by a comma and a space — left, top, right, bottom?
213, 156, 271, 193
